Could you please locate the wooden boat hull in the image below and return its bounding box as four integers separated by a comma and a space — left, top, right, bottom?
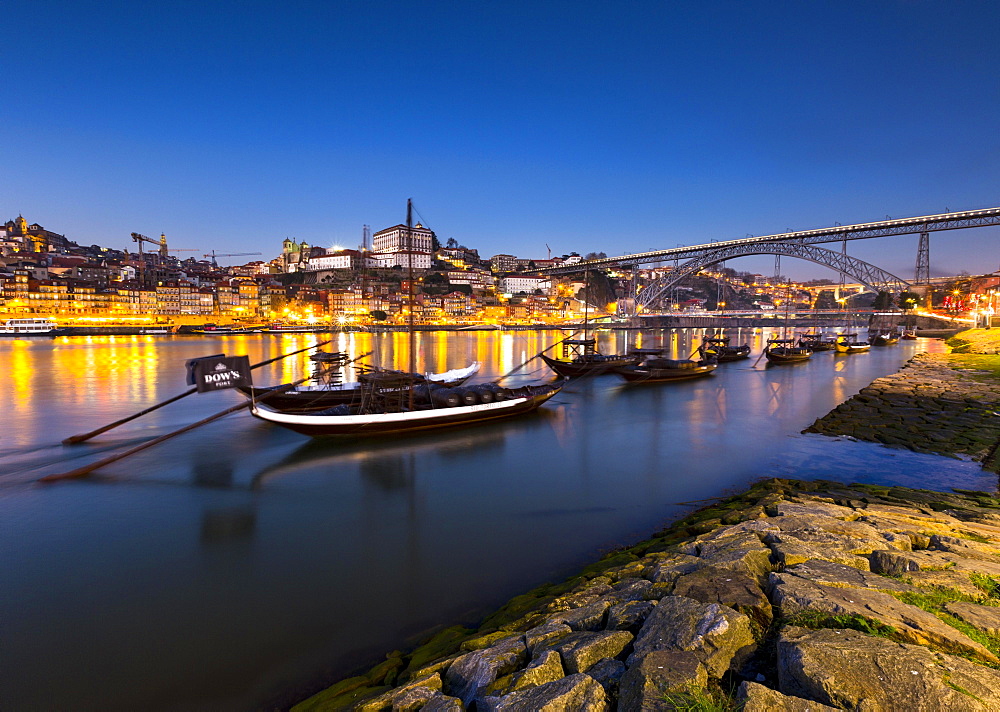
239, 384, 362, 411
540, 353, 640, 378
834, 343, 871, 354
250, 384, 562, 437
872, 335, 900, 346
798, 340, 835, 351
239, 363, 481, 413
614, 363, 717, 382
764, 348, 812, 363
714, 347, 751, 362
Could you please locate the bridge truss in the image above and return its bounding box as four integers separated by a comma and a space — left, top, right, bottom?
525, 206, 1000, 315
632, 242, 909, 312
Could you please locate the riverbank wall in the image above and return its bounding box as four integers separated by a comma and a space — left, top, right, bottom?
293, 331, 1000, 711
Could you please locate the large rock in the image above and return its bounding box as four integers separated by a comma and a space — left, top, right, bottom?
736, 680, 838, 711
550, 600, 611, 631
604, 578, 654, 604
671, 566, 772, 628
769, 572, 998, 663
444, 636, 527, 706
617, 650, 706, 712
906, 569, 987, 600
627, 595, 755, 677
486, 650, 565, 697
772, 501, 859, 520
586, 657, 626, 695
783, 559, 915, 594
536, 630, 633, 674
355, 673, 443, 712
524, 622, 572, 654
482, 673, 607, 711
945, 601, 1000, 636
931, 534, 1000, 560
870, 548, 1000, 578
695, 532, 774, 582
606, 600, 656, 633
769, 539, 870, 571
778, 626, 1000, 710
648, 554, 703, 585
420, 694, 464, 711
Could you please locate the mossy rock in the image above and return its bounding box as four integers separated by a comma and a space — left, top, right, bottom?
460, 631, 515, 651
403, 626, 473, 675
366, 653, 404, 686
290, 677, 388, 712
579, 552, 639, 577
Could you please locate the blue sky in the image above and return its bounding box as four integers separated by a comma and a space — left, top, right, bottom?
3, 1, 998, 279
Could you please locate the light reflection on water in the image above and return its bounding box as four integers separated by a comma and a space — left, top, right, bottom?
0, 329, 989, 712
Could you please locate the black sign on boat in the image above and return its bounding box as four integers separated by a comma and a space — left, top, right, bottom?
188, 355, 253, 393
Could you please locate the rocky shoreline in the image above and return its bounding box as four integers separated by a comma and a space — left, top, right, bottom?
293, 332, 1000, 711
804, 351, 1000, 471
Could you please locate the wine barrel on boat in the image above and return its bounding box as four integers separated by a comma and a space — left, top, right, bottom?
449, 387, 480, 406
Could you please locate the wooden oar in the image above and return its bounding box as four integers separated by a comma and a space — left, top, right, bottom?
496, 330, 581, 384
752, 342, 769, 368
40, 364, 339, 483
62, 339, 338, 444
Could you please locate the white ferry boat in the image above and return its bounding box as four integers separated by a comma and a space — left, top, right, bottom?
0, 318, 60, 336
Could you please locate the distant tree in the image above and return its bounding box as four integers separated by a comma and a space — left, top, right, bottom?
370, 310, 388, 321
431, 232, 441, 252
584, 251, 608, 261
446, 237, 458, 249
527, 260, 537, 270
872, 291, 893, 309
813, 290, 837, 310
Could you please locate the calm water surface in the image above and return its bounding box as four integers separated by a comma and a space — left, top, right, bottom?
0, 329, 989, 711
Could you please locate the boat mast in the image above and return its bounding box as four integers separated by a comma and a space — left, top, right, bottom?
407, 199, 416, 409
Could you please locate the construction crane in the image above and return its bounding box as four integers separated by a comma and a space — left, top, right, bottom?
204, 250, 263, 268
129, 232, 199, 284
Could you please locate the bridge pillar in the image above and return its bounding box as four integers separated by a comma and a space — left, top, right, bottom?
915, 231, 930, 284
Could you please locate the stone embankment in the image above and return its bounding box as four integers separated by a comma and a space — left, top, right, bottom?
804, 348, 1000, 471
295, 479, 1000, 711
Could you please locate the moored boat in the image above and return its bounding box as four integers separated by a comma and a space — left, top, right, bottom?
871, 332, 900, 346
263, 323, 327, 333
540, 339, 639, 377
901, 330, 917, 340
613, 353, 717, 383
251, 369, 562, 437
698, 336, 750, 362
797, 332, 836, 351
764, 338, 813, 363
834, 334, 871, 353
0, 318, 59, 336
239, 361, 481, 412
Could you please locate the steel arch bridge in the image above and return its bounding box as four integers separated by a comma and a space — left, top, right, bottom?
632, 242, 909, 313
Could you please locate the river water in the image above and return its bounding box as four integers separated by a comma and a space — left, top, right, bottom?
0, 328, 990, 711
